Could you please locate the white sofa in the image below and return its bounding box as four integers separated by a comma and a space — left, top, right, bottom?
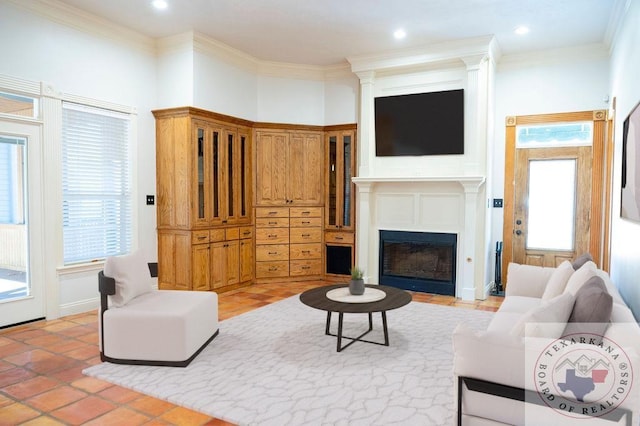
98, 251, 219, 367
453, 258, 640, 425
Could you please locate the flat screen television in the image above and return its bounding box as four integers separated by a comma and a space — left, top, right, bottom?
621, 99, 640, 222
374, 89, 464, 156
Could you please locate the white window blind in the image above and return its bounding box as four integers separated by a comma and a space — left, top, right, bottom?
62, 102, 132, 264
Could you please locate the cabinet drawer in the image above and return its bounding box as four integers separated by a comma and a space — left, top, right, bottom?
256, 207, 289, 218
290, 207, 322, 218
209, 229, 226, 242
256, 261, 289, 278
256, 217, 290, 228
191, 230, 210, 245
325, 231, 354, 244
256, 244, 289, 261
225, 227, 240, 240
255, 228, 290, 244
290, 243, 321, 260
239, 226, 254, 239
290, 227, 322, 244
290, 259, 322, 276
290, 217, 321, 227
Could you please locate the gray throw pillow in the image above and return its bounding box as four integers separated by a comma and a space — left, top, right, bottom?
571, 252, 593, 270
563, 276, 613, 340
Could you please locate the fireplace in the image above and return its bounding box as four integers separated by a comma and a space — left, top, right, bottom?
379, 230, 457, 295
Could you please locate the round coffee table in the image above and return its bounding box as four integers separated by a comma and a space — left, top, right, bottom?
299, 284, 412, 352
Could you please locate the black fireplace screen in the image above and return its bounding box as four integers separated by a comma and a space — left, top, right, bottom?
379, 230, 457, 295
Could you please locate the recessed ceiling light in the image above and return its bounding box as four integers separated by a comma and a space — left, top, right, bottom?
394, 29, 407, 40
152, 0, 168, 10
514, 26, 530, 35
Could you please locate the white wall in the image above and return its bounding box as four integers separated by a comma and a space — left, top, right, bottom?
490, 49, 610, 281
324, 75, 360, 125
0, 1, 157, 316
256, 75, 325, 125
609, 0, 640, 319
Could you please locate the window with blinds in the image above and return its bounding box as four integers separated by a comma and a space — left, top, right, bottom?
62, 102, 132, 264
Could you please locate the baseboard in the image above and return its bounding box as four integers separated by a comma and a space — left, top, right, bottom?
459, 286, 475, 301
59, 297, 99, 317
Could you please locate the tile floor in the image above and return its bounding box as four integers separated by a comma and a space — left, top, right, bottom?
0, 281, 503, 425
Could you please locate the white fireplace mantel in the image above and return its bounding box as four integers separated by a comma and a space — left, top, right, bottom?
352, 175, 486, 301
352, 176, 485, 188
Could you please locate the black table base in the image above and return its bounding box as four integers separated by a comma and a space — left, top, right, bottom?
325, 311, 389, 352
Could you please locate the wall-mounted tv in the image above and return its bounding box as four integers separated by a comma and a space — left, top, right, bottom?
374, 89, 464, 156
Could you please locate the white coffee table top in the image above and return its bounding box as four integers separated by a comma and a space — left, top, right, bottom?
326, 287, 386, 303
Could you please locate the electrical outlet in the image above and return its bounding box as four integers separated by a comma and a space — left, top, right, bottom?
146, 195, 155, 205
493, 198, 503, 208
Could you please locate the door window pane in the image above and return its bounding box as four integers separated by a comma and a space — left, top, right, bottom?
517, 122, 592, 148
0, 91, 38, 119
527, 159, 576, 251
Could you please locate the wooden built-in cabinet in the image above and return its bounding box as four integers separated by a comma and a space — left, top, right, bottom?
255, 130, 324, 206
154, 106, 356, 290
255, 206, 323, 281
153, 107, 254, 291
325, 127, 357, 277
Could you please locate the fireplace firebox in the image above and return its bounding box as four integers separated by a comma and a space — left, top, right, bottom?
379, 230, 457, 295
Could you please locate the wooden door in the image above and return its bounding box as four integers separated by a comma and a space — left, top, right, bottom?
210, 241, 226, 289
512, 146, 591, 267
289, 132, 323, 205
255, 132, 289, 205
226, 239, 240, 286
503, 111, 606, 284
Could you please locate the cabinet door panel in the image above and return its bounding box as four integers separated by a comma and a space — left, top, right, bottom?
210, 242, 225, 289
256, 133, 289, 205
289, 133, 323, 205
239, 238, 254, 282
226, 240, 240, 286
192, 244, 210, 291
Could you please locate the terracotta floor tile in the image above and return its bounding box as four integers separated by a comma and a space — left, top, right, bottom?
204, 418, 237, 426
20, 415, 68, 425
0, 341, 30, 358
3, 376, 60, 400
3, 329, 49, 342
49, 364, 87, 383
23, 353, 80, 375
98, 385, 144, 404
47, 338, 88, 354
65, 344, 99, 361
0, 402, 40, 424
25, 385, 87, 412
161, 406, 213, 426
5, 348, 55, 367
77, 331, 99, 344
84, 406, 151, 426
129, 395, 176, 417
0, 359, 14, 372
0, 367, 36, 388
71, 376, 112, 393
50, 395, 115, 425
57, 324, 95, 338
41, 321, 78, 333
0, 393, 13, 408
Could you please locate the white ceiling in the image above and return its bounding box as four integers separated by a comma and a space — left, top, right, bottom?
55, 0, 619, 66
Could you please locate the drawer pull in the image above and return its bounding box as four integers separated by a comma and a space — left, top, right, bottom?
302, 250, 311, 254
268, 221, 277, 225
302, 221, 310, 224
243, 231, 251, 235
302, 234, 310, 237
335, 236, 344, 240
268, 234, 277, 238
301, 211, 311, 215
197, 236, 207, 240
268, 251, 278, 255
269, 267, 277, 271
302, 266, 310, 270
268, 211, 278, 215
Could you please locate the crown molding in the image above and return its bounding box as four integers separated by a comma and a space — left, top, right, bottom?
347, 35, 497, 74
5, 0, 156, 55
497, 43, 610, 70
604, 0, 631, 52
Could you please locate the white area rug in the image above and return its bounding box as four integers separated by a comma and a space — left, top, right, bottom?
84, 295, 493, 425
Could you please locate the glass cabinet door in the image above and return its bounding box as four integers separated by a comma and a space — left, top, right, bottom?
325, 130, 355, 230
211, 129, 221, 223
239, 132, 250, 220
197, 127, 206, 220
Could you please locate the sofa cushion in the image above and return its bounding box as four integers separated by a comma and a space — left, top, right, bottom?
563, 260, 597, 296
541, 260, 574, 300
571, 252, 593, 270
563, 275, 612, 338
510, 292, 575, 338
104, 250, 153, 308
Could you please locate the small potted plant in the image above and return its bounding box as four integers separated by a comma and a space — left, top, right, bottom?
349, 266, 365, 295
